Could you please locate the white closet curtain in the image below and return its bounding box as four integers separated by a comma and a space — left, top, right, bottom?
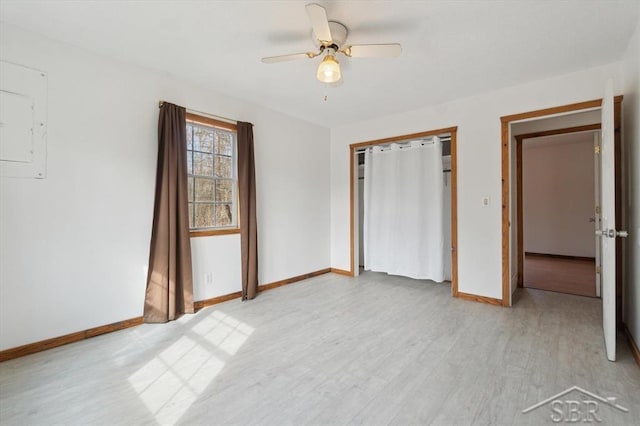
363, 138, 445, 281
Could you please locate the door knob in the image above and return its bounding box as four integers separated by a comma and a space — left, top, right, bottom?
589, 218, 596, 223
596, 229, 629, 238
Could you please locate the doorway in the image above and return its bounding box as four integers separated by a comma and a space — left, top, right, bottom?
349, 126, 459, 295
501, 96, 624, 312
515, 123, 600, 298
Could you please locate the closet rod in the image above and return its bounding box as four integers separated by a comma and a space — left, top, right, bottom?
158, 100, 237, 125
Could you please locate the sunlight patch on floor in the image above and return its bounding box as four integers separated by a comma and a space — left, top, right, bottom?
128, 310, 254, 424
192, 310, 254, 355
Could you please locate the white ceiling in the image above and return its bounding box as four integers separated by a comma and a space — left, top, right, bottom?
1, 0, 638, 127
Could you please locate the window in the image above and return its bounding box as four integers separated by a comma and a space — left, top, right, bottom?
186, 113, 238, 235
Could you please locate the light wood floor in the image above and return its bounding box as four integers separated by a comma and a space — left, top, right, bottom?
1, 272, 638, 425
524, 254, 596, 297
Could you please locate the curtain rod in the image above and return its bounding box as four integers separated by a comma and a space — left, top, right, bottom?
158, 101, 237, 125
358, 169, 451, 177
355, 137, 451, 154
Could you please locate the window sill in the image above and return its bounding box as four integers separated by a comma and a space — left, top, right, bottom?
190, 228, 240, 238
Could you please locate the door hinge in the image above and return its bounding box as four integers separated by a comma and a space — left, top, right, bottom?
595, 146, 601, 154
596, 266, 601, 274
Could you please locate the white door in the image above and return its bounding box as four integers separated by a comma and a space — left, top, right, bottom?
593, 132, 601, 298
598, 80, 627, 361
358, 165, 365, 267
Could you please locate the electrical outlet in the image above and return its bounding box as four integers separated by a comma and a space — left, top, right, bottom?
482, 196, 490, 207
205, 273, 213, 286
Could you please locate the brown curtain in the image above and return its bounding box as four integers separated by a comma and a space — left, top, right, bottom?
237, 121, 258, 300
144, 102, 194, 322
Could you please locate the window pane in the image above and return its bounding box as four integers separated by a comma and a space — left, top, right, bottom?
193, 126, 212, 152
215, 204, 233, 226
215, 155, 233, 178
215, 180, 233, 202
188, 203, 194, 228
194, 152, 213, 176
187, 151, 193, 175
192, 127, 200, 151
194, 204, 214, 228
216, 132, 233, 156
188, 177, 194, 202
187, 125, 193, 150
195, 178, 214, 202
195, 127, 214, 153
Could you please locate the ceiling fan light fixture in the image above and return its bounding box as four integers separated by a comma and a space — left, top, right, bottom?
261, 3, 401, 86
316, 53, 341, 83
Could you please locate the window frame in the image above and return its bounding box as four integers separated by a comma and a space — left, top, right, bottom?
185, 112, 240, 238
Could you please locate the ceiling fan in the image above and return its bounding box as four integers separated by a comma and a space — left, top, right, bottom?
261, 3, 402, 84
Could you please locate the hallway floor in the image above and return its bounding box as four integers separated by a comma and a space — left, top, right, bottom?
524, 254, 597, 297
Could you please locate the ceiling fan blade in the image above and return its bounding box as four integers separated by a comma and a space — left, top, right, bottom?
342, 44, 402, 58
261, 52, 316, 64
306, 3, 332, 45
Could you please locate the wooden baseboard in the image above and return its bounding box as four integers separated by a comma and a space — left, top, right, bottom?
623, 322, 640, 368
330, 268, 353, 277
196, 268, 332, 309
525, 252, 595, 262
456, 291, 503, 306
0, 317, 143, 363
0, 268, 335, 363
194, 291, 243, 310
196, 268, 332, 310
258, 268, 331, 292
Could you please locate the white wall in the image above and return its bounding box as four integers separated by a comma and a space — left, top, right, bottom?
522, 135, 596, 258
0, 24, 330, 350
330, 62, 623, 300
622, 18, 640, 352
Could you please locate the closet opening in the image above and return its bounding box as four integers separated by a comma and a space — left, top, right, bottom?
349, 127, 458, 296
